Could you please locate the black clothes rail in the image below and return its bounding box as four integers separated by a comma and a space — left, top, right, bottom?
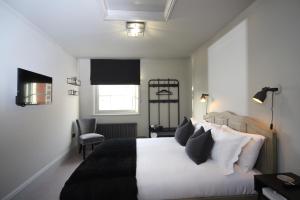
148, 79, 180, 137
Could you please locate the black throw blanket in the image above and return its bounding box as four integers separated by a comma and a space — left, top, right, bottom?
60, 139, 137, 200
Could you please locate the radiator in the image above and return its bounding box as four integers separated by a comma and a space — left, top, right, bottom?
96, 123, 137, 139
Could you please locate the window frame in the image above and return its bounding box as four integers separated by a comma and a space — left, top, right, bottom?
93, 85, 140, 116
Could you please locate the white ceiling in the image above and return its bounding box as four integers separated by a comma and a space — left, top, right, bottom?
4, 0, 255, 58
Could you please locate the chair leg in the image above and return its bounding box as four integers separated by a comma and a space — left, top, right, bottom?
83, 145, 86, 160
78, 144, 82, 154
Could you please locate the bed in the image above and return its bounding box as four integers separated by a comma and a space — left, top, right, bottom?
60, 111, 277, 200
137, 137, 259, 200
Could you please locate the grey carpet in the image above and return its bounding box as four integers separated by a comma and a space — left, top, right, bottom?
12, 150, 82, 200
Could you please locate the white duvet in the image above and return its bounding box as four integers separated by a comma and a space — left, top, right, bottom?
136, 137, 259, 200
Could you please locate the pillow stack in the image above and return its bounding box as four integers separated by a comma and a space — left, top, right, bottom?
175, 118, 265, 175
175, 117, 214, 165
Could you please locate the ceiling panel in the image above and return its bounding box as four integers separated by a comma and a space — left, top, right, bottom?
105, 0, 167, 12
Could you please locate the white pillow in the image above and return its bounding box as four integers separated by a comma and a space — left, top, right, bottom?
193, 120, 221, 133
211, 128, 251, 175
221, 125, 265, 172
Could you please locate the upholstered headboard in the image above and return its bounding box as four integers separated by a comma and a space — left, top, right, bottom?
203, 111, 277, 174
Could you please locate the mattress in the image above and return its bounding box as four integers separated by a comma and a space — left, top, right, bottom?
136, 137, 260, 200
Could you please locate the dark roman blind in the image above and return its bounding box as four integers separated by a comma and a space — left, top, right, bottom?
90, 59, 140, 85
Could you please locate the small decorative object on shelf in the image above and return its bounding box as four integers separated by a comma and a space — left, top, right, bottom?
68, 90, 78, 96
67, 77, 81, 86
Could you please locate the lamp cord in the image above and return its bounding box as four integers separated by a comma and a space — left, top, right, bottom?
270, 92, 274, 130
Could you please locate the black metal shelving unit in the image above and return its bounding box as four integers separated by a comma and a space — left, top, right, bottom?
148, 79, 180, 137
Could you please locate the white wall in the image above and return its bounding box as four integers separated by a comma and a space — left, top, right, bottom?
78, 58, 191, 137
191, 0, 300, 174
247, 0, 300, 175
191, 46, 208, 120
0, 2, 79, 198
208, 20, 248, 115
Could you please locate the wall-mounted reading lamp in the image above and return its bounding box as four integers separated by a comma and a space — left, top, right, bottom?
252, 87, 279, 130
200, 93, 209, 114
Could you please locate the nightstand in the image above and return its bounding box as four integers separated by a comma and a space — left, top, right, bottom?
254, 173, 300, 200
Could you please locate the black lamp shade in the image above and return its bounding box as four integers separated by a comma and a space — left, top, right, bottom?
252, 89, 267, 104
252, 86, 279, 130
253, 87, 279, 104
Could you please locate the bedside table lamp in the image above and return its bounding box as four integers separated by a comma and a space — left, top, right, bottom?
252, 87, 279, 130
200, 93, 209, 114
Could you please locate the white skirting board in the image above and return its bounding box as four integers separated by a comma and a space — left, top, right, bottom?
1, 148, 74, 200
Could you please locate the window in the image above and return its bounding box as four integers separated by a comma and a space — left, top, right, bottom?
94, 85, 139, 115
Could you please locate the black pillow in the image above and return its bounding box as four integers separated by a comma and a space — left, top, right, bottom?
175, 119, 195, 146
178, 116, 188, 127
185, 129, 214, 165
190, 126, 205, 138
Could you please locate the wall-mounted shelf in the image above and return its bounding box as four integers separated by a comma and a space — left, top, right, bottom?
67, 77, 81, 86
67, 77, 80, 96
68, 90, 78, 96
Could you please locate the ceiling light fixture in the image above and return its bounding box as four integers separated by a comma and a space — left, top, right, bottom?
126, 22, 145, 37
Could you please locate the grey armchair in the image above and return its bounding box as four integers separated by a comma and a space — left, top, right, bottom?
76, 118, 104, 159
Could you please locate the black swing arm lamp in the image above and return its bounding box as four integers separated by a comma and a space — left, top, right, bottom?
252, 87, 279, 130
200, 93, 209, 103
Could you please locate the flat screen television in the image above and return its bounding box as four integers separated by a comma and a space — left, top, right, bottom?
16, 68, 52, 107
